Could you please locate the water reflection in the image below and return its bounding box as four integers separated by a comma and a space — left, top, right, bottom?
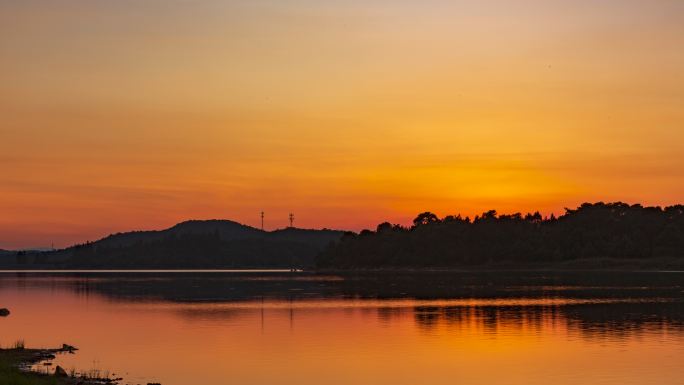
408, 302, 684, 339
2, 271, 683, 339
2, 270, 684, 300
1, 271, 684, 385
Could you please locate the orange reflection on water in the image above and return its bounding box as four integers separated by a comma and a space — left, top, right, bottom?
1, 281, 684, 385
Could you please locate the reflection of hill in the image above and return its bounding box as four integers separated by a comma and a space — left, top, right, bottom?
2, 271, 683, 340
3, 271, 683, 302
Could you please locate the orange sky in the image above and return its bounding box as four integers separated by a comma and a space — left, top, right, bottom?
1, 1, 683, 248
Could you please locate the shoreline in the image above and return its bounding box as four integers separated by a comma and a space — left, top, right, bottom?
1, 256, 683, 274
0, 345, 120, 385
314, 256, 684, 273
1, 268, 684, 273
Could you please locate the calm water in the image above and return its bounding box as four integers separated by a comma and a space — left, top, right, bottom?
1, 271, 684, 385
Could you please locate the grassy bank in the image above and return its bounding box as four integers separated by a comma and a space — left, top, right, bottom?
0, 346, 116, 385
0, 348, 62, 385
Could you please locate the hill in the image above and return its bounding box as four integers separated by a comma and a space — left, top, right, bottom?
3, 220, 344, 269
316, 202, 684, 270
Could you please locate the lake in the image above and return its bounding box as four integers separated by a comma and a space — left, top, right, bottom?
1, 271, 684, 385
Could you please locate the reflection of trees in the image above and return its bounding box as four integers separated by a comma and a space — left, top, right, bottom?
410, 303, 684, 340
4, 271, 684, 340
412, 305, 561, 331
376, 307, 408, 325
565, 302, 684, 340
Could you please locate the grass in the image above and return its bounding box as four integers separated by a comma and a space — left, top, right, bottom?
0, 349, 60, 385
12, 339, 25, 349
0, 344, 115, 385
83, 368, 111, 380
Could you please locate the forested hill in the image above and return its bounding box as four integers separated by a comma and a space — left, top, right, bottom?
4, 220, 344, 269
316, 202, 684, 269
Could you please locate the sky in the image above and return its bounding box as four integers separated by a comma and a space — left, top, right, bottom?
1, 0, 683, 249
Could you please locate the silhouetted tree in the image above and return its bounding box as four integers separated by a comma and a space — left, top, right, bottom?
316, 202, 684, 269
413, 212, 440, 228
376, 222, 393, 234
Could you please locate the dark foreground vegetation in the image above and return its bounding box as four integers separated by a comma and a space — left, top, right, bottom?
0, 344, 114, 385
0, 348, 59, 385
317, 202, 684, 269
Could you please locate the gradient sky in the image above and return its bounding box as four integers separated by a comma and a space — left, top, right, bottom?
1, 0, 684, 248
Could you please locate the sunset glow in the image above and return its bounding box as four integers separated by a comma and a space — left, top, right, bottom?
2, 0, 683, 248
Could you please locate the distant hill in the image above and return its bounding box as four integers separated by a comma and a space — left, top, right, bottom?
3, 220, 344, 269
0, 249, 15, 267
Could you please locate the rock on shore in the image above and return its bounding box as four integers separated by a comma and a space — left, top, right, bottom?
54, 365, 68, 377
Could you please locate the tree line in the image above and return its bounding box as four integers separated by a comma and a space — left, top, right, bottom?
315, 202, 684, 268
